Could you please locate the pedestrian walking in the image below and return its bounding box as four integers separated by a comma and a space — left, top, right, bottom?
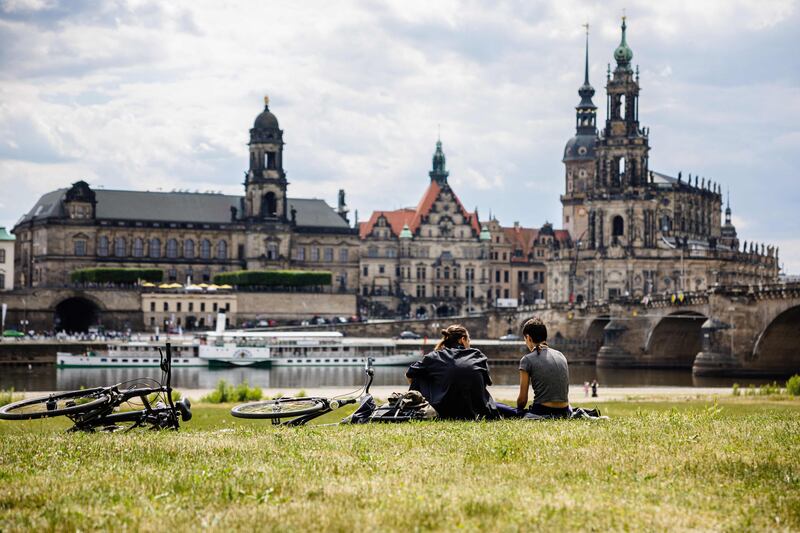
591, 379, 598, 398
583, 381, 589, 398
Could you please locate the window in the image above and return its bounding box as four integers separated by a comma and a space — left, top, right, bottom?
495, 271, 500, 282
367, 246, 378, 258
166, 239, 178, 259
189, 302, 194, 312
177, 302, 182, 312
386, 248, 396, 258
504, 289, 510, 298
200, 302, 206, 312
362, 266, 368, 276
97, 236, 109, 257
149, 238, 161, 258
213, 303, 218, 312
465, 285, 474, 299
267, 242, 278, 260
114, 237, 126, 257
416, 285, 426, 297
444, 267, 450, 280
504, 271, 509, 283
378, 265, 385, 274
184, 240, 195, 259
416, 266, 426, 280
612, 215, 624, 237
0, 249, 4, 263
163, 302, 169, 311
339, 248, 349, 262
74, 240, 86, 256
324, 247, 333, 262
200, 239, 211, 259
216, 240, 227, 260
311, 247, 320, 261
296, 247, 305, 261
133, 238, 144, 258
150, 302, 155, 311
168, 269, 177, 282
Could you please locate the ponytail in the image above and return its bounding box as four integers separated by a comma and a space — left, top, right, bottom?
435, 324, 469, 350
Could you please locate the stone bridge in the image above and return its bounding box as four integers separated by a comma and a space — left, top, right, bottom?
503, 283, 800, 377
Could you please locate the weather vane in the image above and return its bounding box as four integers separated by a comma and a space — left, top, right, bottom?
582, 22, 589, 35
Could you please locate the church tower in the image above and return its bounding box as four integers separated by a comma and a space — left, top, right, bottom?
562, 24, 598, 239
429, 139, 449, 185
595, 17, 650, 192
245, 96, 288, 221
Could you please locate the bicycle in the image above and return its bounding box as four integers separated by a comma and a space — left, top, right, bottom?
231, 358, 378, 426
0, 343, 192, 432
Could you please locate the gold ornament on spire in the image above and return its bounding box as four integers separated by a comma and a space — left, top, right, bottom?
264, 95, 270, 106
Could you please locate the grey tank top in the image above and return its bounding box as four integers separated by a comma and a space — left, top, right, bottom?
519, 347, 569, 404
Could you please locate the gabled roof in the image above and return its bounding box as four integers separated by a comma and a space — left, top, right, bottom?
360, 181, 480, 239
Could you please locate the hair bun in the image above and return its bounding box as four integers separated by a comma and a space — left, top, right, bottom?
440, 329, 448, 336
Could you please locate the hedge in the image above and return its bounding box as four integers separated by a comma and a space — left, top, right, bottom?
70, 268, 163, 284
213, 270, 332, 287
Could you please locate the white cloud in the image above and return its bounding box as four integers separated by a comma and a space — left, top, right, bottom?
0, 0, 797, 269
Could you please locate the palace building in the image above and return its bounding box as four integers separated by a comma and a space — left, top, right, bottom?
550, 19, 779, 304
13, 98, 361, 295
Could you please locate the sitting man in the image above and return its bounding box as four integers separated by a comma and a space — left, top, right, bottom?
406, 324, 499, 420
516, 317, 571, 418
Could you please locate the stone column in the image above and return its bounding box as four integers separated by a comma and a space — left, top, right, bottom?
692, 317, 740, 376
596, 318, 636, 367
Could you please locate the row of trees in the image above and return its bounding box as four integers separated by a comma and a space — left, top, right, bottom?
213, 270, 332, 288
70, 268, 163, 284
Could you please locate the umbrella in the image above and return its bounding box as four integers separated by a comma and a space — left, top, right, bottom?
196, 283, 209, 288
158, 283, 172, 289
141, 282, 156, 287
217, 284, 233, 289
185, 284, 202, 291
2, 330, 24, 337
168, 283, 183, 289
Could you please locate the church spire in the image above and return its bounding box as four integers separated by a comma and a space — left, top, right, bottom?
429, 138, 449, 184
575, 23, 597, 135
613, 16, 634, 71
725, 188, 732, 224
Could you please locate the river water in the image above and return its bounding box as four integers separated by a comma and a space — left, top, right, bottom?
0, 364, 781, 392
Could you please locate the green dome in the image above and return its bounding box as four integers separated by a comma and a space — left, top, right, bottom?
399, 223, 412, 239
479, 225, 491, 241
613, 18, 633, 69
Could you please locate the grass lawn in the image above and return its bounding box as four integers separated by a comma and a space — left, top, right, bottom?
1, 397, 799, 531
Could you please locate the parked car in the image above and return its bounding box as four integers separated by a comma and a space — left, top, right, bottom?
398, 330, 421, 339
499, 333, 522, 341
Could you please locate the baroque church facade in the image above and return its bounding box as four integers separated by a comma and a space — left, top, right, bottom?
13, 98, 361, 294
550, 19, 779, 304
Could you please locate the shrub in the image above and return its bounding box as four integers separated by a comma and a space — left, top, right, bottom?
213, 270, 332, 288
202, 380, 262, 403
71, 268, 163, 284
758, 382, 782, 396
786, 375, 800, 396
731, 383, 740, 396
0, 388, 22, 407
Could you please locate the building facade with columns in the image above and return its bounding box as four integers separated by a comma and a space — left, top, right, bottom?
0, 227, 14, 291
550, 20, 779, 305
12, 99, 361, 298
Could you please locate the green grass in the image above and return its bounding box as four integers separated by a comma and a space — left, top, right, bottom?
1, 398, 799, 531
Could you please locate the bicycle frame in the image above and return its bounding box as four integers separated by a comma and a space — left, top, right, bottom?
276, 358, 375, 426
68, 342, 188, 432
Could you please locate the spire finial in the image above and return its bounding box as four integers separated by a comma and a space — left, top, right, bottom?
264, 95, 270, 106
582, 22, 590, 85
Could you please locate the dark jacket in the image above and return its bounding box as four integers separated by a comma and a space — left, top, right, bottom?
406, 347, 499, 420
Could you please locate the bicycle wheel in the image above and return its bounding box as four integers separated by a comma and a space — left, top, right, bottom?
231, 398, 326, 419
0, 388, 111, 420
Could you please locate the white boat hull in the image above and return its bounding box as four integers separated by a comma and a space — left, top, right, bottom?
270, 353, 420, 367
56, 353, 205, 368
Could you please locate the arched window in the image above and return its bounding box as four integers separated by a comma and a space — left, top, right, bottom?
166, 239, 178, 259
216, 240, 227, 260
200, 239, 211, 259
97, 236, 109, 257
612, 215, 624, 237
114, 237, 126, 257
149, 238, 161, 258
262, 192, 277, 217
184, 239, 195, 259
133, 238, 144, 258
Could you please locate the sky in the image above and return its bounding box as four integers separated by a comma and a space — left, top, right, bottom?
1, 0, 798, 273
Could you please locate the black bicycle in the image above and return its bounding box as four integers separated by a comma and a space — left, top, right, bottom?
0, 343, 192, 432
231, 358, 377, 426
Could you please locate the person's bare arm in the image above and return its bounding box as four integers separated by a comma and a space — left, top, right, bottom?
517, 370, 529, 410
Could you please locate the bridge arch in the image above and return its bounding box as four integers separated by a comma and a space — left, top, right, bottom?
54, 296, 103, 333
750, 305, 800, 375
585, 315, 610, 345
645, 311, 707, 367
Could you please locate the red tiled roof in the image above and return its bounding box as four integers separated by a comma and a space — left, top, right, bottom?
359, 181, 480, 239
554, 229, 572, 242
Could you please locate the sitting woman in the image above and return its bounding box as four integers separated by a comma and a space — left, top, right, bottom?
515, 317, 571, 418
406, 324, 499, 420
